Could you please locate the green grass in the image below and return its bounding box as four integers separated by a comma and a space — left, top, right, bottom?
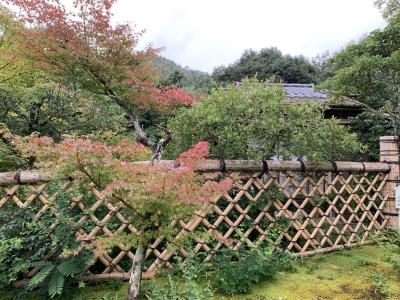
2, 245, 400, 300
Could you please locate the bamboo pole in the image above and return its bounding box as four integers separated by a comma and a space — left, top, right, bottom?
191, 160, 390, 173
292, 240, 377, 257
0, 171, 54, 185
13, 271, 155, 287
0, 160, 390, 186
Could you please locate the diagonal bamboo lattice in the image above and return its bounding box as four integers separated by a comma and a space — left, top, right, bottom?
0, 160, 392, 282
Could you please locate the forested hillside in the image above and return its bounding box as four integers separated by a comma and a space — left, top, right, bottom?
153, 56, 212, 94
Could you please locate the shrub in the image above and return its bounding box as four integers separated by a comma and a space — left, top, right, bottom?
0, 182, 93, 297
209, 246, 293, 295
356, 258, 375, 267
145, 255, 213, 300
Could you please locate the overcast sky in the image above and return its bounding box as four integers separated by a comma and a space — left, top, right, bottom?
112, 1, 385, 73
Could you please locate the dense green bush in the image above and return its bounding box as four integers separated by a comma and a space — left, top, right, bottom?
320, 14, 400, 160
145, 244, 293, 299
166, 79, 364, 162
209, 246, 293, 296
0, 182, 93, 297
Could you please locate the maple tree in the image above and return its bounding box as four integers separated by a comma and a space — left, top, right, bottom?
0, 6, 127, 170
5, 0, 197, 159
12, 134, 232, 299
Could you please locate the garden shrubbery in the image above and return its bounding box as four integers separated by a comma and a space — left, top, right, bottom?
145, 256, 214, 300
145, 244, 294, 299
209, 246, 293, 295
0, 183, 93, 297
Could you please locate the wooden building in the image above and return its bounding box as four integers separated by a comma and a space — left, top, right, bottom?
235, 82, 364, 124
278, 83, 364, 124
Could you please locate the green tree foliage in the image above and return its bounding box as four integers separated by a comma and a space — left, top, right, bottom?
0, 82, 127, 140
212, 48, 319, 84
166, 79, 364, 162
0, 124, 27, 171
375, 0, 400, 19
320, 14, 400, 159
5, 0, 197, 160
311, 51, 336, 84
0, 7, 127, 139
0, 7, 128, 170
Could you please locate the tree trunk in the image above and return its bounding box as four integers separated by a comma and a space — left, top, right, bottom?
127, 246, 145, 300
152, 129, 172, 161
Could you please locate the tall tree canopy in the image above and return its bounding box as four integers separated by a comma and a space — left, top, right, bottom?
0, 6, 129, 170
321, 14, 400, 159
375, 0, 400, 19
212, 48, 319, 84
0, 8, 127, 139
166, 80, 364, 162
5, 0, 196, 159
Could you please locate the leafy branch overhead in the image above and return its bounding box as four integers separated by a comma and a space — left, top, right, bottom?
320, 13, 400, 159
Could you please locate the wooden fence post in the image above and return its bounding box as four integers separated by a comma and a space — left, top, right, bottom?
380, 136, 400, 229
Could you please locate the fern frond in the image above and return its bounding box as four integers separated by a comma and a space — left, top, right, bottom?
48, 271, 65, 298
27, 264, 54, 290
57, 259, 84, 278
28, 261, 53, 269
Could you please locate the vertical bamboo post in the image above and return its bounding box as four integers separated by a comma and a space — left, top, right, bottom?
380, 136, 400, 229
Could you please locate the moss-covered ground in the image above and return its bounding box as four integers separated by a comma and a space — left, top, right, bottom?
221, 245, 400, 300
2, 245, 400, 300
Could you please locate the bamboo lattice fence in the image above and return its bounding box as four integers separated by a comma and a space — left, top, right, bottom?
0, 156, 396, 282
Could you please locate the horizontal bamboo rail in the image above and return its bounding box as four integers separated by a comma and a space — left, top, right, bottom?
0, 160, 391, 186
0, 171, 53, 186
291, 239, 377, 257
188, 160, 390, 173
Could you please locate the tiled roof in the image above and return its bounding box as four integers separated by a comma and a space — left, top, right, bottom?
235, 82, 328, 99
278, 83, 328, 99
233, 82, 363, 108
